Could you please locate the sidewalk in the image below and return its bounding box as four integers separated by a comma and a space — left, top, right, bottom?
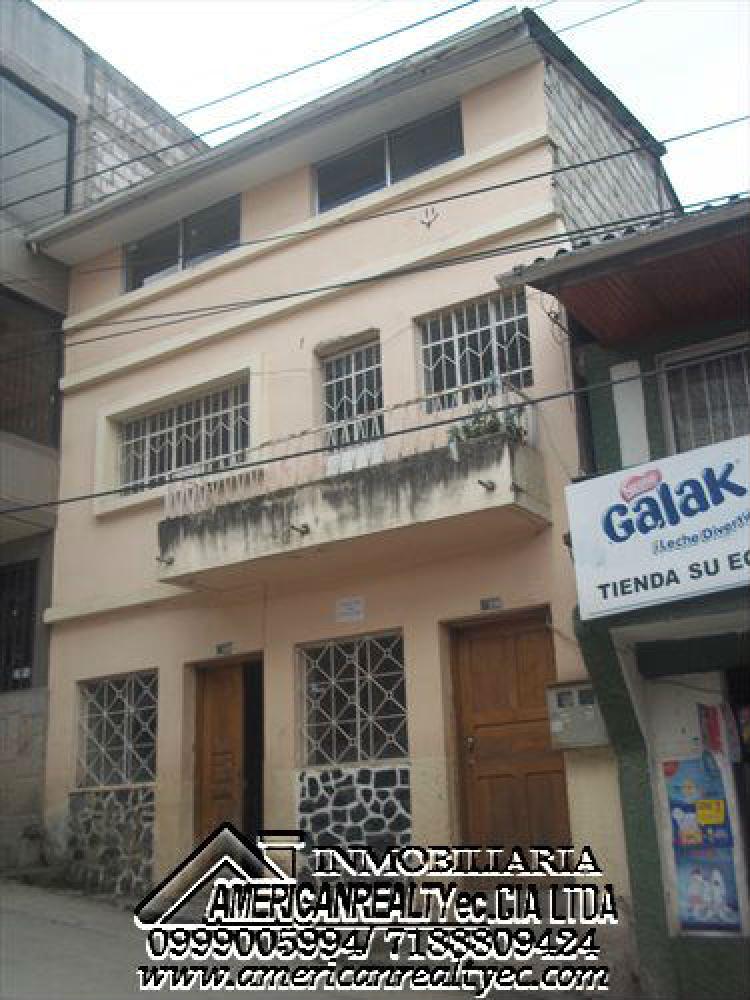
0, 878, 612, 999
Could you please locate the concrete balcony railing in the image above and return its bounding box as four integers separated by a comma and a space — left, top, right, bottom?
156, 385, 550, 589
0, 431, 58, 542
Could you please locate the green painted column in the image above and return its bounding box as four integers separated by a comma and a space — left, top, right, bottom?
574, 609, 679, 999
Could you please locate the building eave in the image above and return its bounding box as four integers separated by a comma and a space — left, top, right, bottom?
27, 6, 667, 266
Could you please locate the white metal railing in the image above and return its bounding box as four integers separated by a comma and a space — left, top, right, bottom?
164, 379, 533, 519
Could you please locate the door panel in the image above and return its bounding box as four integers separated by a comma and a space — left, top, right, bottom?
196, 663, 244, 841
454, 617, 570, 849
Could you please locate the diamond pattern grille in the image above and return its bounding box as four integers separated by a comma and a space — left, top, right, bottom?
419, 290, 531, 407
301, 633, 408, 766
120, 382, 250, 489
77, 671, 158, 787
323, 342, 383, 448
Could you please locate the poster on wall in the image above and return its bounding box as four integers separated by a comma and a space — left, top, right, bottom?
663, 754, 741, 933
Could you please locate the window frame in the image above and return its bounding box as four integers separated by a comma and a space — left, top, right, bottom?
118, 376, 251, 492
298, 630, 408, 768
656, 331, 750, 455
123, 195, 241, 293
0, 559, 37, 693
314, 103, 463, 214
0, 68, 75, 219
417, 288, 532, 407
76, 669, 159, 791
321, 339, 384, 449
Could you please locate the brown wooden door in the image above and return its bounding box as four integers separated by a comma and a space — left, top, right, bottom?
453, 617, 570, 848
196, 664, 244, 841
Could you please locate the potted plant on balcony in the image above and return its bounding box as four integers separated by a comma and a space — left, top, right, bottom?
448, 404, 526, 456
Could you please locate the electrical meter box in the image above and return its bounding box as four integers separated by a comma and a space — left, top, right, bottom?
546, 681, 609, 748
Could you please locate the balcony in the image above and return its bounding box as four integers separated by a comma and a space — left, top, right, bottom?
0, 431, 58, 542
156, 387, 550, 590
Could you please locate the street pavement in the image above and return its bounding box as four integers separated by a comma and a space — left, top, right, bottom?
0, 878, 608, 999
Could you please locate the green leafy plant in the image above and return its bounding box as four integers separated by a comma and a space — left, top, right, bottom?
449, 405, 526, 445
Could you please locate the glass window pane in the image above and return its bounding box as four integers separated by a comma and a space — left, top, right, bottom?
0, 74, 71, 227
125, 223, 180, 291
389, 106, 463, 183
317, 139, 386, 212
183, 196, 241, 266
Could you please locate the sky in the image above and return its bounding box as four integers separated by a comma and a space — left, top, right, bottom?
32, 0, 750, 207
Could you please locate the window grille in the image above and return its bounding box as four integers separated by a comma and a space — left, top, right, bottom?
322, 342, 383, 448
0, 560, 36, 693
300, 633, 408, 766
77, 671, 158, 788
662, 343, 750, 453
419, 290, 531, 407
119, 381, 250, 489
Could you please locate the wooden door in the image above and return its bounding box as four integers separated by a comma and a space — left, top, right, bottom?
453, 616, 570, 848
196, 664, 244, 841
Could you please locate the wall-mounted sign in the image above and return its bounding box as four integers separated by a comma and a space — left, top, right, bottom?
566, 435, 750, 619
335, 596, 365, 624
215, 641, 234, 656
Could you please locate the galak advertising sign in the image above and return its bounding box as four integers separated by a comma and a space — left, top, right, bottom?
566, 436, 750, 620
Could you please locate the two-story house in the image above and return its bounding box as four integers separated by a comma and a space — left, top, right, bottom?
0, 0, 204, 870
510, 196, 749, 999
26, 8, 679, 969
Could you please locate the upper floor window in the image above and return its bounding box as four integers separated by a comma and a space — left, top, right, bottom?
418, 289, 531, 407
124, 195, 241, 291
316, 105, 463, 213
119, 381, 250, 490
0, 560, 36, 693
0, 71, 73, 228
322, 341, 383, 448
660, 337, 750, 453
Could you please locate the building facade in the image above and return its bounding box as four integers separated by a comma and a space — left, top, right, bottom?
513, 198, 749, 998
0, 0, 204, 869
28, 8, 680, 984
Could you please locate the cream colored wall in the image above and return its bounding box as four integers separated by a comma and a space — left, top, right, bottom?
46, 55, 630, 898
68, 247, 123, 315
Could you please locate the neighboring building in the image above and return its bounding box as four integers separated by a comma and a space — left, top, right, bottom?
0, 0, 205, 869
507, 197, 749, 998
27, 5, 679, 977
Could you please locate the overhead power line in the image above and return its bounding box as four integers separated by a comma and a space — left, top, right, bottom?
0, 0, 489, 165
0, 189, 746, 365
63, 114, 749, 279
0, 349, 740, 518
1, 0, 642, 217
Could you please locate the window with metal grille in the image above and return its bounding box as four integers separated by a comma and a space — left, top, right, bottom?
119, 381, 250, 490
662, 341, 750, 453
77, 671, 158, 788
322, 342, 383, 448
0, 560, 36, 692
300, 633, 408, 766
419, 290, 531, 407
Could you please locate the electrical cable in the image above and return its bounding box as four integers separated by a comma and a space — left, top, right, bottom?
0, 0, 492, 163
0, 188, 746, 363
59, 113, 748, 279
0, 1, 642, 215
1, 347, 745, 518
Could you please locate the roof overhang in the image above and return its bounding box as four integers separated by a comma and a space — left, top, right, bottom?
28, 7, 665, 266
497, 199, 750, 345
